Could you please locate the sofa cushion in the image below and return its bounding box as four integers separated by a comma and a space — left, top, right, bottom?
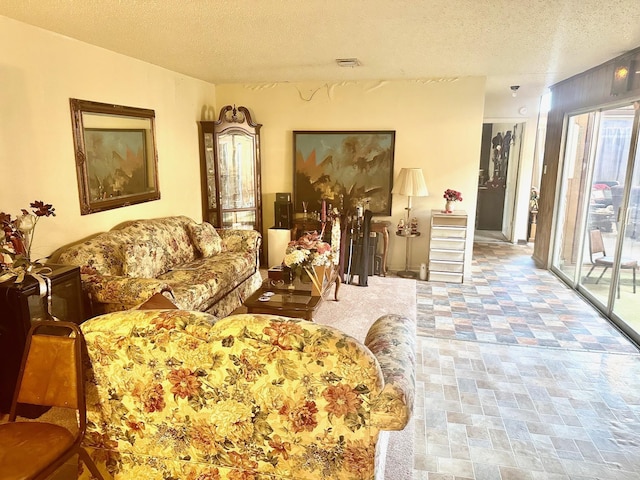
56, 217, 197, 277
56, 230, 130, 276
122, 240, 167, 278
121, 217, 197, 271
186, 222, 223, 257
159, 251, 257, 311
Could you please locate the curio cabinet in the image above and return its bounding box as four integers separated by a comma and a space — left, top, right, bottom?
198, 105, 262, 236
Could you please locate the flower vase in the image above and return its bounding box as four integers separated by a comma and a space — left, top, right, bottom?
282, 266, 294, 284
311, 265, 326, 296
445, 200, 455, 213
301, 265, 325, 296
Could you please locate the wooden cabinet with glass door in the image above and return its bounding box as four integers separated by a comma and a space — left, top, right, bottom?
198, 106, 262, 237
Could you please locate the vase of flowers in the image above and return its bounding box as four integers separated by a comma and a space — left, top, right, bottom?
443, 189, 463, 213
283, 231, 334, 296
1, 200, 56, 283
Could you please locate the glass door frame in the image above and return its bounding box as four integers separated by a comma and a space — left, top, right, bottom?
551, 100, 640, 346
551, 109, 600, 288
609, 103, 640, 343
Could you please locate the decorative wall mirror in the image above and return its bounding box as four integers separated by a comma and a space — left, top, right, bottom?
70, 99, 160, 215
198, 105, 262, 236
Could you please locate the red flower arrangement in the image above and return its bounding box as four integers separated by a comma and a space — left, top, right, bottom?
443, 189, 463, 202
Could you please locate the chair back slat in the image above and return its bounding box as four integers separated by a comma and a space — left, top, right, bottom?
17, 334, 80, 409
590, 229, 606, 258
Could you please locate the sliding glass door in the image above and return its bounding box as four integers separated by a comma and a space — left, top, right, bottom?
613, 119, 640, 326
553, 112, 593, 284
553, 103, 640, 343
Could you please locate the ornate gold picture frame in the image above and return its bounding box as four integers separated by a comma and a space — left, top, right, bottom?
70, 99, 160, 215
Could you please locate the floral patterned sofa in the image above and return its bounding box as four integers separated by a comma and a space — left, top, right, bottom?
78, 309, 415, 480
51, 216, 262, 318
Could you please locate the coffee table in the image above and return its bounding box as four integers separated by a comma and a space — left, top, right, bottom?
244, 283, 323, 321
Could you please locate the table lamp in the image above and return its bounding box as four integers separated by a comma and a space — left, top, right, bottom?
392, 168, 429, 277
392, 168, 429, 231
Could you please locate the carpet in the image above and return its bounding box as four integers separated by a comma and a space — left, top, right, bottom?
314, 275, 417, 480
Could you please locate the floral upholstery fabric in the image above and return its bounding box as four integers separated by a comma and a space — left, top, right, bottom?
54, 216, 262, 318
162, 252, 262, 312
122, 240, 167, 278
112, 216, 199, 272
79, 310, 415, 480
83, 275, 172, 306
218, 228, 261, 254
187, 221, 223, 257
365, 314, 416, 430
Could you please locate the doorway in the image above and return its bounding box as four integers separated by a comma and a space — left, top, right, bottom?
552, 103, 640, 344
476, 122, 525, 241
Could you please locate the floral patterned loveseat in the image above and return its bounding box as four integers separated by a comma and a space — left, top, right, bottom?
79, 309, 415, 480
51, 216, 262, 318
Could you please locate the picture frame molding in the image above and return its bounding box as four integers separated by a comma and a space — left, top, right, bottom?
293, 130, 396, 216
70, 98, 160, 215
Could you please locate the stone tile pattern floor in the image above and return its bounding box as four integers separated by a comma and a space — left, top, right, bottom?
418, 243, 637, 354
413, 242, 640, 479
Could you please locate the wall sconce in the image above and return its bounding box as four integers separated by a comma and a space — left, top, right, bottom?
510, 85, 520, 97
615, 65, 629, 81
612, 58, 634, 95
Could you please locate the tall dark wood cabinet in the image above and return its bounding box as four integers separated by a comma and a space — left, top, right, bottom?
0, 264, 84, 412
198, 106, 263, 237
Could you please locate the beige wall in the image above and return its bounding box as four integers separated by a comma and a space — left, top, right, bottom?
216, 79, 485, 272
0, 16, 215, 260
2, 15, 488, 275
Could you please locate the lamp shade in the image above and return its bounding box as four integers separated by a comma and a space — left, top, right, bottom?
391, 168, 429, 197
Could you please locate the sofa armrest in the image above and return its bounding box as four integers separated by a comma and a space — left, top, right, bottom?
80, 271, 173, 306
365, 314, 416, 430
218, 229, 261, 253
218, 229, 262, 270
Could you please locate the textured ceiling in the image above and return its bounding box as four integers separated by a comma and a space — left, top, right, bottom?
2, 0, 640, 99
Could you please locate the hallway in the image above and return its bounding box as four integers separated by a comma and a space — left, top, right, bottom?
414, 242, 640, 479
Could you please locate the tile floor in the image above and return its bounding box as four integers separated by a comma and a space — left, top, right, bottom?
413, 242, 640, 480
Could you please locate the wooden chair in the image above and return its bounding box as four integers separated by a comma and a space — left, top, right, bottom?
586, 229, 637, 296
0, 320, 104, 480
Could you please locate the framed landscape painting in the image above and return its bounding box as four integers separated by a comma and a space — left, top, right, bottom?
70, 98, 160, 215
293, 131, 395, 216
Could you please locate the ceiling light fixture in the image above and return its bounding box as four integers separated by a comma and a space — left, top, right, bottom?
510, 85, 520, 97
336, 58, 360, 68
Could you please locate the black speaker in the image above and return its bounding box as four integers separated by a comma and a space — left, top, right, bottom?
276, 192, 291, 203
274, 193, 293, 229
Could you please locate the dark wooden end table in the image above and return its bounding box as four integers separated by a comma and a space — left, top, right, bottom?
244, 284, 323, 321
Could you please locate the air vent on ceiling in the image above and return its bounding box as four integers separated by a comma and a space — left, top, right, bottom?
336, 58, 360, 67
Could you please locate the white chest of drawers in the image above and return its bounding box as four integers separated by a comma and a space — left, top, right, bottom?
428, 210, 468, 283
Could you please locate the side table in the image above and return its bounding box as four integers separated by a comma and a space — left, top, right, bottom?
396, 231, 421, 278
244, 287, 322, 322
